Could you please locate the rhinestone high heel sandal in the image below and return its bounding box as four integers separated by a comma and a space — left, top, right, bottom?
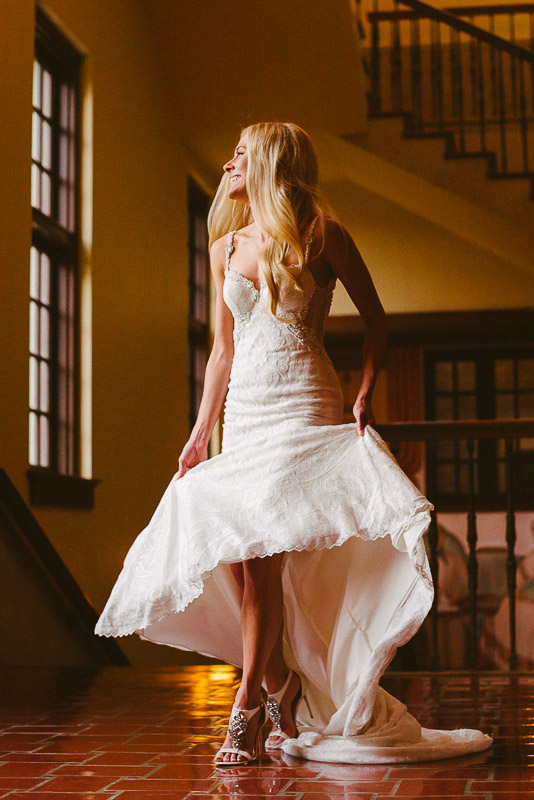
265, 670, 312, 751
214, 702, 267, 767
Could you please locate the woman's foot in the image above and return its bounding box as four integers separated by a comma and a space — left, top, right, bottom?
265, 670, 302, 749
215, 696, 266, 765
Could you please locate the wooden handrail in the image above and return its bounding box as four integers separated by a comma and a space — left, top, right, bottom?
369, 0, 534, 62
376, 418, 534, 441
445, 3, 534, 15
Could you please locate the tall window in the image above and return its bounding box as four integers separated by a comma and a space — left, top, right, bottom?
30, 9, 82, 476
187, 178, 211, 431
425, 348, 534, 509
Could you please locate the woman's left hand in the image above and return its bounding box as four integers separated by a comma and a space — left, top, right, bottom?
353, 394, 375, 436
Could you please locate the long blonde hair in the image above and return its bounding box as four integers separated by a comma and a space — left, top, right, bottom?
208, 122, 332, 318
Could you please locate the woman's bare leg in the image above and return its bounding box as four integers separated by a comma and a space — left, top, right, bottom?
218, 559, 301, 759
217, 554, 285, 763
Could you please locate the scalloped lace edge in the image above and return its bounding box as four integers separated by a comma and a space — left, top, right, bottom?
95, 499, 433, 639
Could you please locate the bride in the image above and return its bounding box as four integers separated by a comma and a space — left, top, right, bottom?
95, 121, 492, 766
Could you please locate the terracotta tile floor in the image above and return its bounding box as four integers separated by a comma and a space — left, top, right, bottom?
0, 666, 532, 798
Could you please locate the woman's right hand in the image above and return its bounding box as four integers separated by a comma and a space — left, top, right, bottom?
175, 439, 208, 480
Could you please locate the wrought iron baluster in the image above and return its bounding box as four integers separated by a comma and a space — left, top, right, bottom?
427, 506, 440, 671
466, 438, 478, 670
518, 58, 529, 172
505, 438, 518, 671
370, 11, 382, 114
430, 20, 444, 129
509, 15, 518, 115
450, 27, 465, 150
497, 48, 508, 172
469, 17, 478, 118
489, 17, 498, 115
477, 38, 487, 152
410, 16, 423, 130
457, 31, 465, 150
391, 1, 403, 111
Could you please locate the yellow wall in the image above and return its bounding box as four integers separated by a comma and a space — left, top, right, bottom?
0, 0, 204, 665
143, 0, 367, 145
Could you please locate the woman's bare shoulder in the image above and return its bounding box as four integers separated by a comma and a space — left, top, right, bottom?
307, 214, 347, 260
317, 215, 358, 263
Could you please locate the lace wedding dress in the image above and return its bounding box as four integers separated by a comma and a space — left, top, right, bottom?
95, 221, 492, 763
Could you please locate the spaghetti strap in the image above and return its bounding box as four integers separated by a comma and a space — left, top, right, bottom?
224, 230, 236, 271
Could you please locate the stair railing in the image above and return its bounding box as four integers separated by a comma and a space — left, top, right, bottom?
367, 0, 534, 187
443, 4, 534, 49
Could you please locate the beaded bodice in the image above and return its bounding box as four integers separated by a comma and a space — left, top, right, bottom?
222, 219, 336, 354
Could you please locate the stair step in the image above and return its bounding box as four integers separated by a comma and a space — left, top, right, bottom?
348, 114, 534, 221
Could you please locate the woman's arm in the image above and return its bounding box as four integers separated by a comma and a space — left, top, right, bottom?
323, 218, 388, 435
175, 237, 235, 479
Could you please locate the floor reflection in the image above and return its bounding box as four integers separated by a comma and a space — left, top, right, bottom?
0, 667, 531, 798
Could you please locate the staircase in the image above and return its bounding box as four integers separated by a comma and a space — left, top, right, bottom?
0, 469, 129, 666
351, 0, 534, 221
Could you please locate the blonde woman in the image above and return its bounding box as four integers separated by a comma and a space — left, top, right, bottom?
96, 123, 491, 766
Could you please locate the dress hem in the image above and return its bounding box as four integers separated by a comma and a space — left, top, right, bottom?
94, 497, 433, 640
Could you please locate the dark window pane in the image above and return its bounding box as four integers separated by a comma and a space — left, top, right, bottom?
496, 393, 515, 418
495, 359, 514, 390
518, 359, 534, 390
457, 360, 475, 391
436, 394, 454, 419
519, 393, 534, 418
436, 439, 455, 459
435, 361, 453, 391
437, 463, 456, 493
427, 350, 534, 506
458, 394, 476, 419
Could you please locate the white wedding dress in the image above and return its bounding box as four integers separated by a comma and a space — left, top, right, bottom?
95, 222, 492, 763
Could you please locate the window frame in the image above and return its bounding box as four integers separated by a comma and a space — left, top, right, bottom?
424, 345, 534, 511
187, 177, 211, 433
28, 7, 97, 508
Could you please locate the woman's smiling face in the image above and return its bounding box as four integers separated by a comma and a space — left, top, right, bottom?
223, 134, 249, 203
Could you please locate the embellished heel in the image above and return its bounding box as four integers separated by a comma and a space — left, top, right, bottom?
214, 702, 266, 767
265, 670, 309, 751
